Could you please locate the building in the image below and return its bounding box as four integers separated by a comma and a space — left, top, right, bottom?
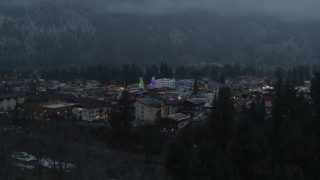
22, 94, 77, 114
41, 103, 79, 120
134, 98, 163, 126
204, 92, 215, 103
178, 98, 207, 117
0, 94, 25, 112
150, 77, 176, 89
161, 113, 190, 133
263, 95, 275, 113
253, 78, 264, 86
161, 100, 179, 118
73, 98, 112, 122
0, 94, 16, 112
176, 79, 194, 94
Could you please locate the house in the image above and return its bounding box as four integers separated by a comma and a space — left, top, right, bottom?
263, 95, 275, 113
239, 79, 252, 86
134, 98, 163, 126
128, 90, 143, 100
21, 94, 77, 119
149, 77, 176, 89
161, 113, 190, 133
204, 92, 215, 103
73, 98, 112, 122
0, 94, 17, 112
162, 100, 179, 118
0, 94, 25, 112
176, 79, 194, 93
155, 78, 175, 89
178, 98, 207, 117
40, 103, 79, 120
253, 78, 264, 86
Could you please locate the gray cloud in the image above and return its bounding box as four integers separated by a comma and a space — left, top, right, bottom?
1, 0, 320, 20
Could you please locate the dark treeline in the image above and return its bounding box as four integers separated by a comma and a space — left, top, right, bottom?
39, 62, 266, 84
40, 62, 263, 84
0, 62, 316, 87
165, 72, 320, 180
36, 63, 316, 85
275, 65, 315, 85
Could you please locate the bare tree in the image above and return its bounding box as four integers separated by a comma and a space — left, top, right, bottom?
34, 140, 47, 180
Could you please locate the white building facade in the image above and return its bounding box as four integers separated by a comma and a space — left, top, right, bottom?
134, 98, 163, 126
0, 94, 25, 112
73, 107, 110, 122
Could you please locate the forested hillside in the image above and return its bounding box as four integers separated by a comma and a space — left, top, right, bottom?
1, 1, 320, 68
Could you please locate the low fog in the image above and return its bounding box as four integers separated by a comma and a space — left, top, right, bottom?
0, 0, 319, 68
0, 0, 319, 20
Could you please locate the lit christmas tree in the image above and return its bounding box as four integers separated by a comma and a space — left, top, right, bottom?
151, 76, 157, 89
139, 77, 145, 89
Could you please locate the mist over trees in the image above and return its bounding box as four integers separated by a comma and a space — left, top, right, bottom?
0, 2, 320, 68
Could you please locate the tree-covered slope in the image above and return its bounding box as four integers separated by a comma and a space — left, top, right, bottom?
0, 2, 320, 68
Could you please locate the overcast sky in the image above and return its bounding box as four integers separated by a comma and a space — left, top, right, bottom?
1, 0, 320, 20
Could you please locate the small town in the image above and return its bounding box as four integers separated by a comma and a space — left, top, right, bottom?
1, 0, 320, 179
0, 63, 317, 179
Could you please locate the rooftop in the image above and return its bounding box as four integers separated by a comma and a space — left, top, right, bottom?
24, 94, 77, 104
188, 98, 207, 105
137, 98, 162, 107
168, 113, 190, 121
77, 98, 112, 109
0, 94, 19, 99
41, 103, 79, 109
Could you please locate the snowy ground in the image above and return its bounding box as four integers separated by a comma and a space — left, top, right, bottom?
11, 152, 76, 172
40, 158, 76, 172
11, 152, 37, 162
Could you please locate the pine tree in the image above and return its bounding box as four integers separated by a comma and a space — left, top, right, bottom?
271, 80, 287, 163
230, 104, 270, 180
307, 158, 320, 180
311, 71, 320, 120
110, 90, 134, 137
165, 141, 194, 180
275, 67, 283, 80
138, 77, 144, 89
273, 164, 305, 180
210, 86, 235, 152
193, 80, 199, 96
196, 143, 240, 180
219, 73, 226, 85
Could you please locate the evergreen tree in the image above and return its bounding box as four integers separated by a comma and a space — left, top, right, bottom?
273, 164, 305, 180
233, 63, 241, 76
165, 140, 240, 180
193, 80, 199, 96
275, 67, 283, 80
138, 77, 144, 89
195, 143, 240, 180
210, 86, 235, 152
311, 71, 320, 121
160, 62, 171, 78
109, 90, 134, 137
165, 141, 194, 180
271, 79, 287, 163
307, 158, 320, 180
231, 104, 270, 180
219, 73, 226, 85
310, 71, 320, 158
